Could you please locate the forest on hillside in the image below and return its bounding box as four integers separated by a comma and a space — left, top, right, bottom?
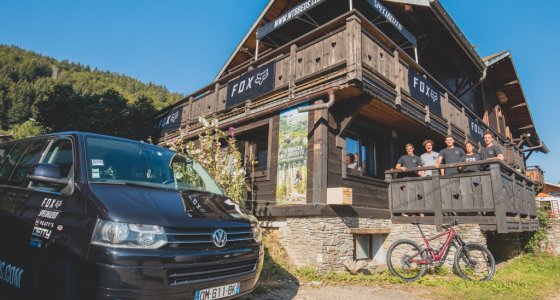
0, 45, 183, 139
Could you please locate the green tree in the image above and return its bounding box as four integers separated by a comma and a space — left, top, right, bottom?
10, 120, 44, 139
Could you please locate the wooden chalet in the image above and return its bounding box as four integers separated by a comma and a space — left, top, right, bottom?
148, 0, 547, 235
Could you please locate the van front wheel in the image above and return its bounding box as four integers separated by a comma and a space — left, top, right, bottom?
41, 258, 79, 300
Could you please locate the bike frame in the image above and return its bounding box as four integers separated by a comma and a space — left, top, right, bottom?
410, 224, 464, 265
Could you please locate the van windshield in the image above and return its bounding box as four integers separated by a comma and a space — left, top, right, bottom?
85, 136, 223, 195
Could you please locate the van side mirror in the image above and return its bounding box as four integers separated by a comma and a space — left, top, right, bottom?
27, 163, 74, 195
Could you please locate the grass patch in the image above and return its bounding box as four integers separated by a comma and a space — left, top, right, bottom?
254, 232, 560, 299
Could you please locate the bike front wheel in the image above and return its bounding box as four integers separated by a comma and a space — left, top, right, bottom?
454, 243, 495, 281
386, 239, 428, 282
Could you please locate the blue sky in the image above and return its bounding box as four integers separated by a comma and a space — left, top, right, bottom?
0, 0, 557, 183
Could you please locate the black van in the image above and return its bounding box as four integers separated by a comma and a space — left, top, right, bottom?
0, 132, 263, 299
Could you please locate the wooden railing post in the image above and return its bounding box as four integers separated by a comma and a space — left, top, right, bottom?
289, 44, 297, 99
386, 173, 394, 218
490, 163, 507, 233
393, 50, 402, 107
432, 173, 443, 232
346, 15, 362, 81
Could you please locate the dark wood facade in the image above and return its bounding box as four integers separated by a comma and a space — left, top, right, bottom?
148, 0, 546, 232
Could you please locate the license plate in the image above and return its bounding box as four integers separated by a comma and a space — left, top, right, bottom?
194, 282, 240, 300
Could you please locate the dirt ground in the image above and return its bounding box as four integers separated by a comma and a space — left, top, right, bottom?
242, 282, 426, 300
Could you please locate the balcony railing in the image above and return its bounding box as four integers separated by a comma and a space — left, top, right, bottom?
385, 161, 538, 233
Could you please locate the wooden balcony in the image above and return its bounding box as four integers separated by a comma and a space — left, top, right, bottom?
155, 10, 516, 155
385, 161, 538, 233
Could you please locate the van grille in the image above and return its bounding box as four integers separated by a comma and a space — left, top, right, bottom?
167, 258, 258, 286
165, 227, 254, 249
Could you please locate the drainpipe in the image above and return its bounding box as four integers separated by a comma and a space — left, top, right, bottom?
456, 67, 487, 99
297, 88, 336, 113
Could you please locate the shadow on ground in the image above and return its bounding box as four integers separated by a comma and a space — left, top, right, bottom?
240, 247, 300, 300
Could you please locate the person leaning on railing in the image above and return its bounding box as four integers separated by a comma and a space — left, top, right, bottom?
436, 135, 465, 175
480, 131, 504, 170
420, 139, 438, 177
459, 141, 481, 173
395, 143, 424, 177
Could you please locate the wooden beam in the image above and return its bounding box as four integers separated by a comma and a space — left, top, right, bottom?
349, 228, 391, 234
336, 96, 371, 137
311, 99, 329, 204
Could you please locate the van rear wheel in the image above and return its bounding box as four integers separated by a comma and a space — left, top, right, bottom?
41, 258, 78, 300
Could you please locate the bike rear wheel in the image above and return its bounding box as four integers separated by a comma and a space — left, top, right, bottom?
454, 243, 495, 281
386, 239, 427, 282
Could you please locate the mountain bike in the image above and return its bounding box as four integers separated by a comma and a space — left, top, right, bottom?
386, 222, 495, 282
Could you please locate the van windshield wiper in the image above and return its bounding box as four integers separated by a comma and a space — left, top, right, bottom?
93, 180, 163, 190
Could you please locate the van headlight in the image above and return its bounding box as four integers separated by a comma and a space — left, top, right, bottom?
248, 215, 263, 243
251, 224, 263, 243
91, 219, 168, 249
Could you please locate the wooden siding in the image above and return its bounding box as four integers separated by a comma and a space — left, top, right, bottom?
326, 113, 389, 210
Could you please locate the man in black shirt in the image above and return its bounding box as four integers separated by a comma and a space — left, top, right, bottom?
436, 136, 465, 175
481, 131, 504, 161
460, 142, 481, 172
395, 143, 423, 177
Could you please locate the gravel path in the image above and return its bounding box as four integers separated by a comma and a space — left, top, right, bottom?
243, 283, 425, 300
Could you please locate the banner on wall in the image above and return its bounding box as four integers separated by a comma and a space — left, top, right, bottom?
226, 61, 276, 109
468, 116, 485, 143
256, 0, 326, 40
276, 105, 308, 205
408, 69, 442, 116
155, 107, 182, 135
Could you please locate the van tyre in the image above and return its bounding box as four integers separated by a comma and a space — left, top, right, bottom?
41, 258, 79, 300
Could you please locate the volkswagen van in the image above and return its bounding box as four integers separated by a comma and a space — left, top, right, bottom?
0, 132, 263, 299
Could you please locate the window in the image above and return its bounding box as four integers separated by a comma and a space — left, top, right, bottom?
236, 126, 270, 176
354, 235, 371, 260
9, 140, 48, 185
354, 234, 387, 263
0, 142, 28, 183
0, 143, 14, 167
84, 136, 223, 195
42, 139, 74, 178
345, 136, 377, 178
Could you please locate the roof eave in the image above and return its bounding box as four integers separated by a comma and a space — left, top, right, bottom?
428, 0, 486, 71
214, 0, 275, 81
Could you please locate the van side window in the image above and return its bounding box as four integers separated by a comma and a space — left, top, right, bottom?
42, 139, 73, 178
0, 142, 28, 184
0, 143, 14, 167
9, 140, 48, 185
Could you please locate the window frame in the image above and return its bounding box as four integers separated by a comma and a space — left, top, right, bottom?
28, 137, 76, 192
232, 118, 273, 180
343, 132, 379, 179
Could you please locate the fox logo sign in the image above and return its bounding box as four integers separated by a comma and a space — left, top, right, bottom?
226, 62, 275, 109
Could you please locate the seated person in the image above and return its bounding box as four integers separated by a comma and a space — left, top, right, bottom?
395, 143, 423, 177
345, 153, 358, 170
460, 142, 481, 173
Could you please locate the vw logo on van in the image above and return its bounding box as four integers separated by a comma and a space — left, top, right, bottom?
212, 229, 227, 248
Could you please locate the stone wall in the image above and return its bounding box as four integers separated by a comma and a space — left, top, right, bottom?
547, 219, 560, 255
263, 216, 486, 273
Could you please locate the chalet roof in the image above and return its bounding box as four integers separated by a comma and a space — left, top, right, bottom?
482, 50, 546, 150
215, 0, 486, 80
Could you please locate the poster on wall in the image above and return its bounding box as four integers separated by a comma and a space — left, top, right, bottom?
276, 106, 308, 205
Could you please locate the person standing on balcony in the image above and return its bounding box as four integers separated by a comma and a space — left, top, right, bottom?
460, 142, 481, 173
436, 136, 465, 175
420, 139, 438, 176
481, 131, 505, 161
395, 143, 423, 177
